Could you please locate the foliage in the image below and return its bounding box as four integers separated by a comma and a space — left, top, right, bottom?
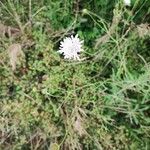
0, 0, 150, 149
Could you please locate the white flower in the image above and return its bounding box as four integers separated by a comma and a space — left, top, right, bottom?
124, 0, 131, 6
58, 34, 84, 60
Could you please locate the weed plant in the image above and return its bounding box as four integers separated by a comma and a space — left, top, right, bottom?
0, 0, 150, 149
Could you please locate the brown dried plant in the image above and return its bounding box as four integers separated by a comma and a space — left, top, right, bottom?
8, 43, 24, 71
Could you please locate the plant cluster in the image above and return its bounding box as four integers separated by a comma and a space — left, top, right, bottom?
0, 0, 150, 149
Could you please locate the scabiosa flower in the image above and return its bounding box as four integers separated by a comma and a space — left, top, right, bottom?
124, 0, 131, 6
58, 34, 84, 60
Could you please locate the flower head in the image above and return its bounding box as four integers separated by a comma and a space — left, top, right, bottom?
124, 0, 131, 6
58, 34, 84, 60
